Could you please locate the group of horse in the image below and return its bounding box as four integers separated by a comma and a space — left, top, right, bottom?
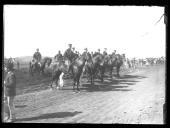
4, 53, 165, 92
28, 52, 126, 91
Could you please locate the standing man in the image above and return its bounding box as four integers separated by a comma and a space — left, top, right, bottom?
3, 62, 16, 122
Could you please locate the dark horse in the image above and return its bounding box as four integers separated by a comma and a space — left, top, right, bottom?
85, 53, 124, 85
29, 57, 52, 76
84, 53, 106, 84
104, 54, 124, 78
50, 54, 88, 91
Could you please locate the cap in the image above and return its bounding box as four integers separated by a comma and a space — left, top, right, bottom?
68, 44, 72, 46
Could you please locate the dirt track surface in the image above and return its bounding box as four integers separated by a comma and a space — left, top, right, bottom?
12, 65, 165, 124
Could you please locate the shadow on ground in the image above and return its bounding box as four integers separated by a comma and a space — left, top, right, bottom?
15, 111, 82, 122
15, 105, 27, 108
61, 74, 147, 92
118, 75, 147, 79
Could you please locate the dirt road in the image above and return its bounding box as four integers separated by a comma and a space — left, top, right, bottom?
12, 65, 165, 124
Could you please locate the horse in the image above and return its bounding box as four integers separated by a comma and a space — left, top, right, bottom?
29, 57, 52, 76
84, 53, 106, 84
50, 54, 88, 91
102, 54, 124, 79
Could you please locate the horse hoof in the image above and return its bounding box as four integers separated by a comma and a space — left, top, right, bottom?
73, 90, 77, 93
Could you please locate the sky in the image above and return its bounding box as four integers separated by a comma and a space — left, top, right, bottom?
4, 5, 165, 59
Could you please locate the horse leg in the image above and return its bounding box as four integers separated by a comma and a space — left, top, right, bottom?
77, 80, 80, 91
92, 73, 95, 85
116, 66, 120, 78
77, 74, 81, 91
29, 65, 33, 77
56, 79, 60, 90
59, 72, 64, 89
110, 66, 113, 79
91, 74, 93, 85
50, 72, 57, 90
73, 78, 76, 91
50, 75, 55, 90
41, 68, 44, 76
91, 69, 94, 85
100, 67, 104, 83
50, 79, 54, 89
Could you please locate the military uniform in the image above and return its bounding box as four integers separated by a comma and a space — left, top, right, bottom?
82, 48, 88, 57
4, 71, 16, 97
103, 51, 107, 56
54, 53, 63, 61
64, 48, 74, 61
33, 51, 42, 62
103, 48, 108, 56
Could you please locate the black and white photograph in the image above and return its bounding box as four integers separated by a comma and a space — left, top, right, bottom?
2, 5, 166, 124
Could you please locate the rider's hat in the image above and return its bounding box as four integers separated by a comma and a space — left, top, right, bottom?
36, 48, 39, 51
68, 44, 72, 47
84, 48, 88, 51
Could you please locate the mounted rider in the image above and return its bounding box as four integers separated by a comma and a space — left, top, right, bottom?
91, 51, 94, 57
63, 44, 75, 62
97, 49, 101, 55
103, 48, 108, 56
75, 51, 80, 57
112, 50, 116, 56
93, 49, 101, 57
82, 48, 88, 57
8, 57, 13, 63
54, 50, 63, 62
72, 47, 75, 54
72, 47, 79, 60
33, 48, 42, 66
